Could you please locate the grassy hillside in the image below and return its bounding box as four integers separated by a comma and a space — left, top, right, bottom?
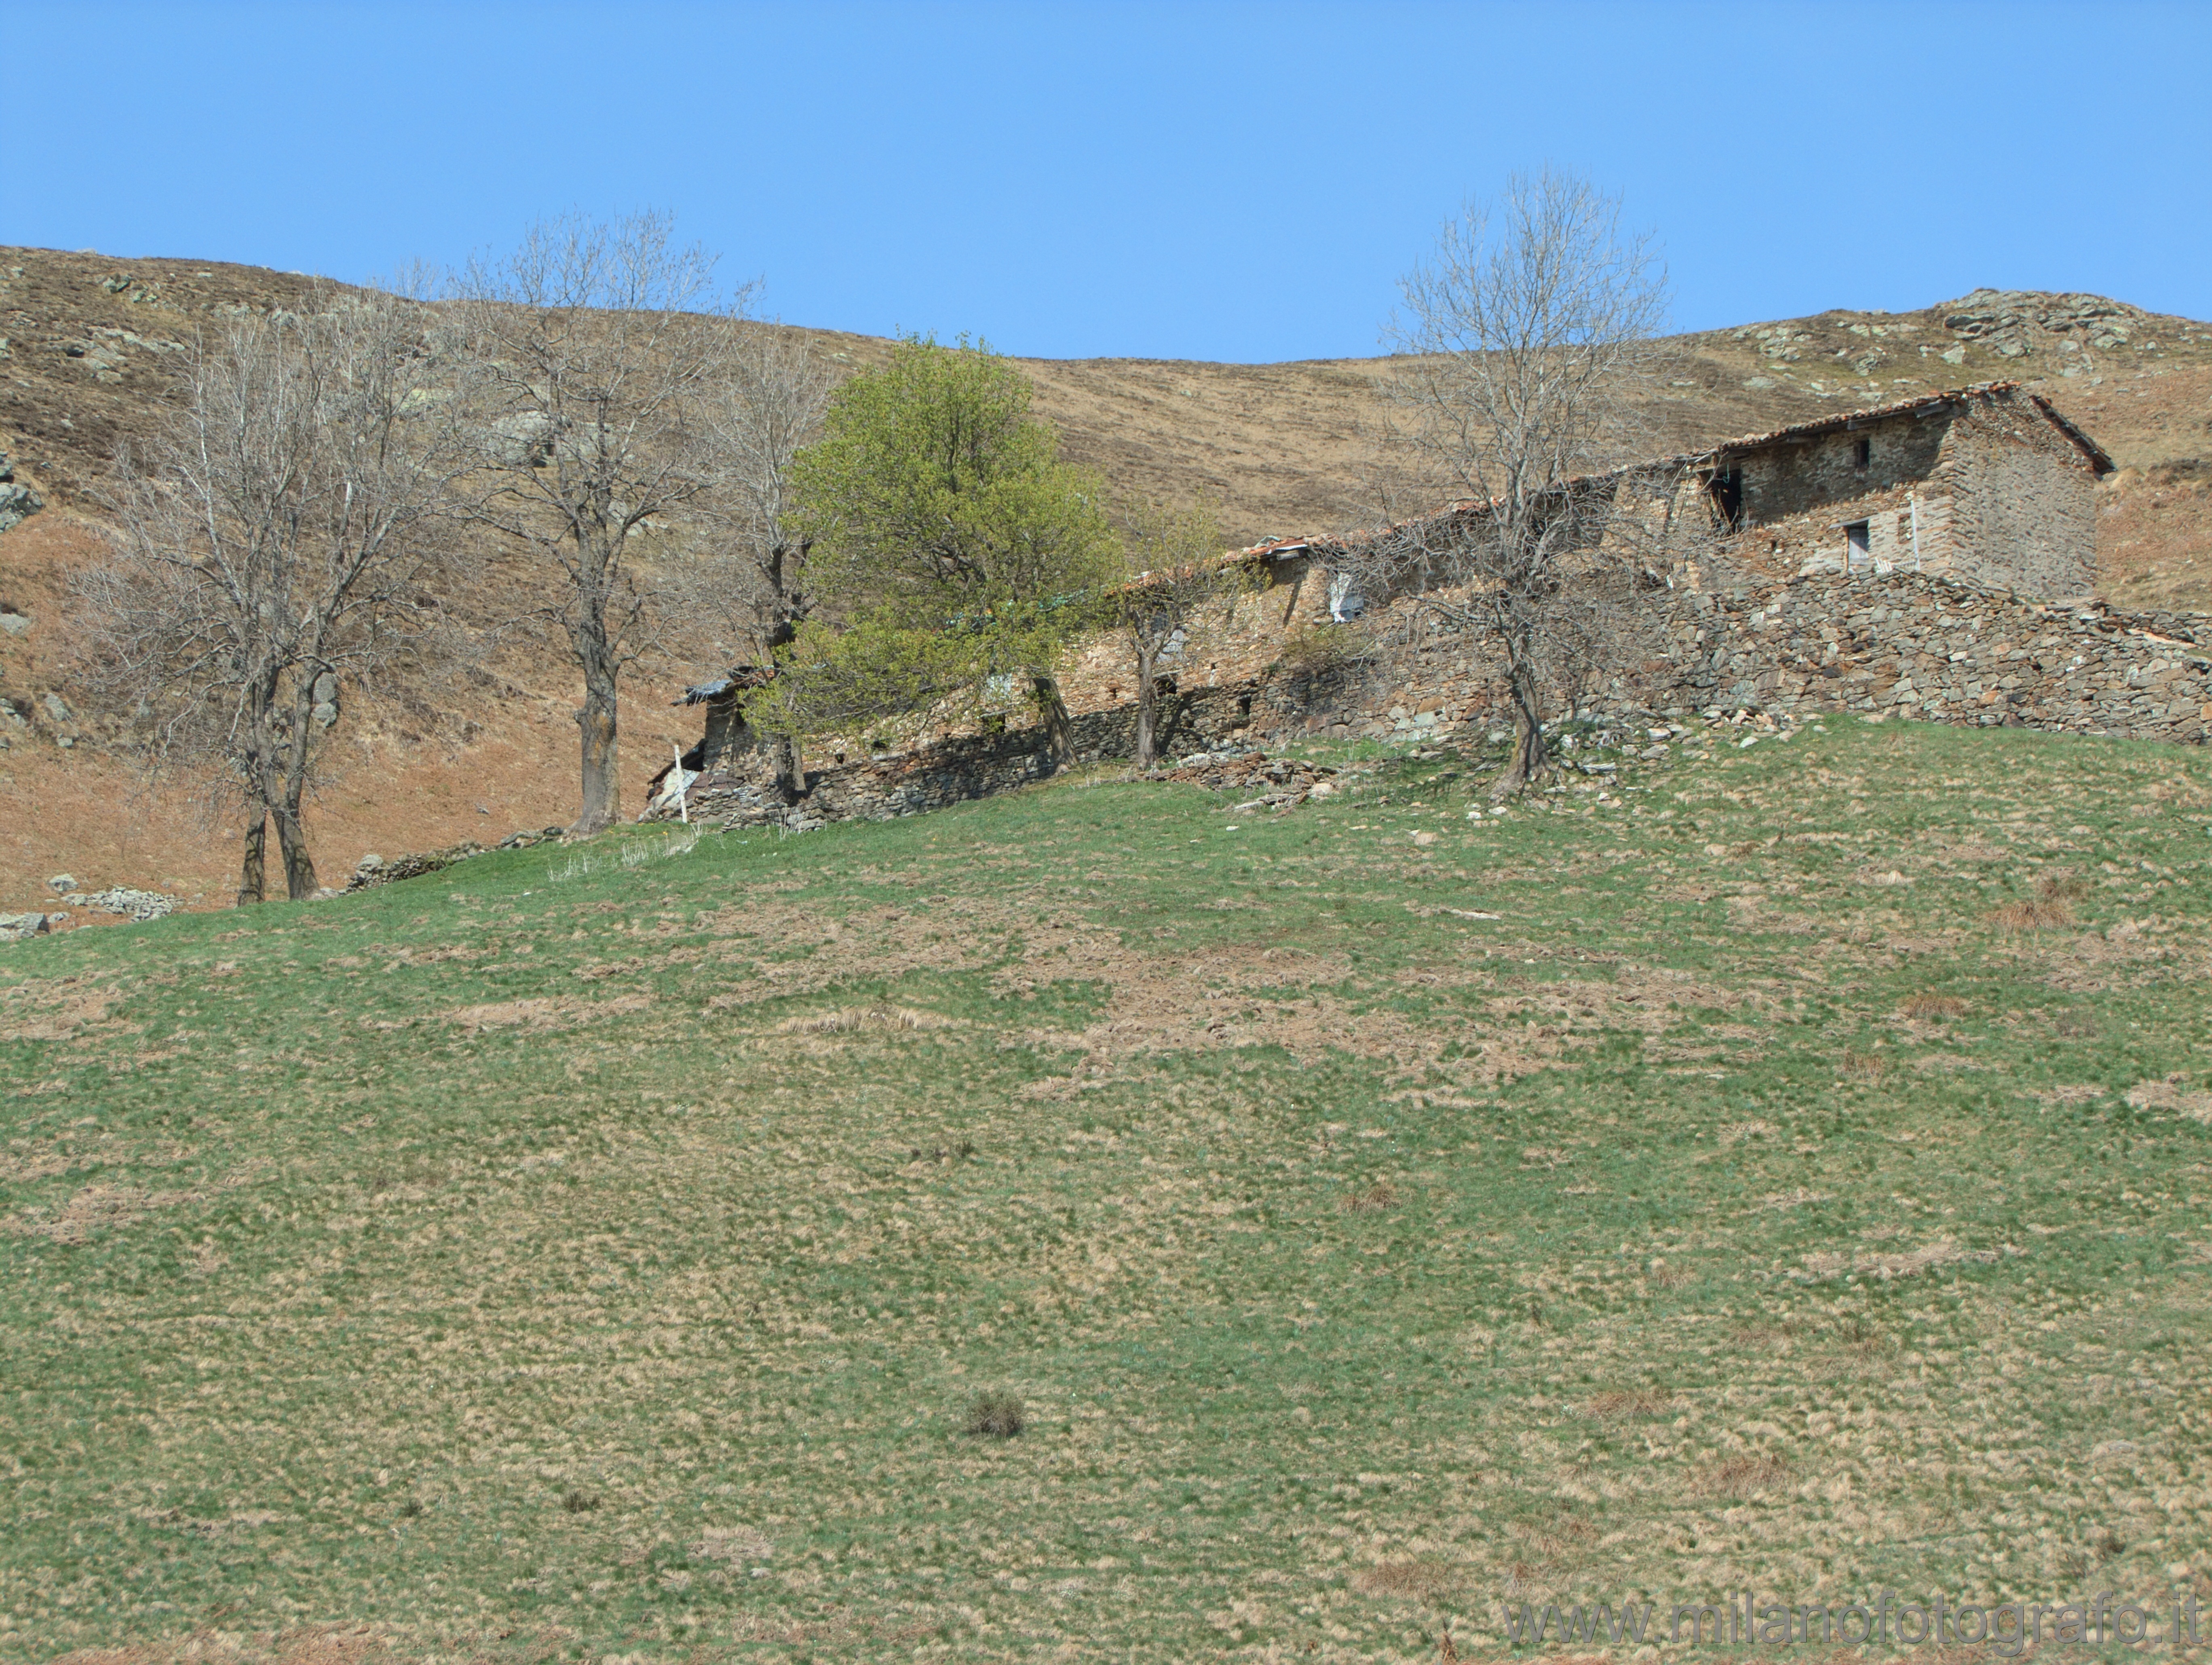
4, 719, 2210, 1662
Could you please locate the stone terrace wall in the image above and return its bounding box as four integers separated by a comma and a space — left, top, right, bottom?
1657, 574, 2206, 736
1243, 572, 2210, 746
652, 575, 2208, 830
663, 689, 1255, 829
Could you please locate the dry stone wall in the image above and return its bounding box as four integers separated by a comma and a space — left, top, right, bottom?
1736, 410, 1948, 527
650, 574, 2206, 833
663, 690, 1256, 829
1943, 404, 2100, 599
1657, 574, 2206, 737
1245, 572, 2209, 746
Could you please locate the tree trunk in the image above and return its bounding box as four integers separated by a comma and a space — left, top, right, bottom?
237, 812, 268, 906
273, 802, 318, 899
771, 735, 806, 802
1133, 640, 1157, 771
1490, 632, 1549, 800
1031, 672, 1074, 765
572, 622, 622, 835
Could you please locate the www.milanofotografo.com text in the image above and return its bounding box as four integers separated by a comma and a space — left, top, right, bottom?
1500, 1588, 2205, 1654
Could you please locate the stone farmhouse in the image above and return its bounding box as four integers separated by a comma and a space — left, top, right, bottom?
646, 380, 2208, 829
1055, 379, 2115, 712
1674, 379, 2112, 595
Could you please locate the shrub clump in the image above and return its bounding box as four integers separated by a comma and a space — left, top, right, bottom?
964, 1389, 1025, 1439
1901, 993, 1969, 1019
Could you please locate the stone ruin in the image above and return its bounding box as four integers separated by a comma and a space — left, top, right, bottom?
635, 381, 2201, 835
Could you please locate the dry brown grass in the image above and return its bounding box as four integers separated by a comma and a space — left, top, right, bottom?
49, 1626, 401, 1665
1585, 1388, 1675, 1421
0, 976, 127, 1042
1801, 1238, 2006, 1281
1340, 1180, 1398, 1213
1992, 896, 2074, 934
1841, 1048, 1891, 1083
692, 1524, 773, 1564
1693, 1452, 1789, 1498
774, 1004, 952, 1035
1900, 993, 1970, 1019
1351, 1558, 1461, 1603
1992, 877, 2088, 938
441, 993, 652, 1033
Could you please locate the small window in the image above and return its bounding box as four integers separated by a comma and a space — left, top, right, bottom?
1846, 521, 1871, 568
1326, 572, 1366, 622
1853, 436, 1872, 469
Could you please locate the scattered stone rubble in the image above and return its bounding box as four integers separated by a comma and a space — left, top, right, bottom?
1667, 576, 2208, 737
1153, 749, 1344, 810
1, 877, 177, 940
0, 452, 42, 535
347, 826, 564, 891
74, 887, 177, 923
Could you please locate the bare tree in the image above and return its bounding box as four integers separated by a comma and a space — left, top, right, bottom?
1107, 494, 1239, 769
448, 213, 749, 834
1340, 170, 1668, 796
670, 324, 836, 797
81, 293, 459, 902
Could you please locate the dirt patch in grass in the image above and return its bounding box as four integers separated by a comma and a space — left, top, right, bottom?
0, 977, 127, 1041
6, 1180, 204, 1244
2125, 1076, 2212, 1123
1799, 1237, 2011, 1281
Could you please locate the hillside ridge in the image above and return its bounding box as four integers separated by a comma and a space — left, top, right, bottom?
2, 246, 2207, 915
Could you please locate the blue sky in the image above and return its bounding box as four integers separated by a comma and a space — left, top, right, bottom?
7, 1, 2207, 362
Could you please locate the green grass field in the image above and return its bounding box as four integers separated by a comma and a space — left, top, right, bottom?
4, 720, 2210, 1664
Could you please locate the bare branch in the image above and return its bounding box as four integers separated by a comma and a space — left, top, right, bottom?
444, 212, 754, 832
76, 289, 465, 899
1338, 170, 1671, 796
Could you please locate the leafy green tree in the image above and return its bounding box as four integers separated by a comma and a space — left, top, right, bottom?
782, 336, 1119, 755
